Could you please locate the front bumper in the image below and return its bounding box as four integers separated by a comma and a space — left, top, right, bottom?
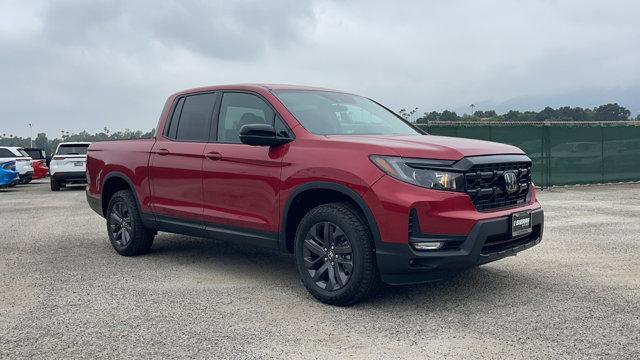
376, 207, 544, 285
0, 170, 19, 187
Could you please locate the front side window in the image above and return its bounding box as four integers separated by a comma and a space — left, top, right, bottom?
274, 90, 420, 136
57, 144, 89, 155
174, 93, 216, 142
217, 92, 277, 143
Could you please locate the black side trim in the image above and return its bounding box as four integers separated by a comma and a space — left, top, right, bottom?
280, 181, 381, 252
86, 191, 102, 217
154, 214, 279, 250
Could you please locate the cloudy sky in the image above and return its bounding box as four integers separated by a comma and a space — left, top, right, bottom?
1, 0, 639, 138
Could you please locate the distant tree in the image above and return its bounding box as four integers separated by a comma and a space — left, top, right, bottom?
503, 110, 522, 121
636, 114, 640, 121
594, 103, 631, 121
440, 110, 459, 121
536, 106, 556, 121
34, 133, 48, 150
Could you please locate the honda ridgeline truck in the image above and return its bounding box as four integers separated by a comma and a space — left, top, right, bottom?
86, 84, 544, 305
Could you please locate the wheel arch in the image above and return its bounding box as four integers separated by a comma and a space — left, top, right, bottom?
101, 172, 141, 217
279, 182, 381, 253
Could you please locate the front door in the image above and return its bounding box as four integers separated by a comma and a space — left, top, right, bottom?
202, 91, 292, 244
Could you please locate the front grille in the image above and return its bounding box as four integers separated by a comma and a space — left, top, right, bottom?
465, 162, 531, 211
481, 225, 541, 254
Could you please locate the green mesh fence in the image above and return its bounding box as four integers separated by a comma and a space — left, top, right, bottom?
417, 123, 640, 187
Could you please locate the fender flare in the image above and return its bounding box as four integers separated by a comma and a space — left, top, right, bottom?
100, 171, 156, 228
279, 181, 382, 252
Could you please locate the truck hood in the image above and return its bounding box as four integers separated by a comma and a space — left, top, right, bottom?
325, 134, 525, 161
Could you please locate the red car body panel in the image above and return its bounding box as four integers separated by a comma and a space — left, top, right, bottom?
86, 84, 543, 285
31, 160, 49, 179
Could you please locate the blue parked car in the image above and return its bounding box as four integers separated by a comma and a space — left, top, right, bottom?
0, 160, 19, 188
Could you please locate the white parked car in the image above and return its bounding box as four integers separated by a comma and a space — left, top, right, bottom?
0, 146, 34, 184
49, 142, 91, 191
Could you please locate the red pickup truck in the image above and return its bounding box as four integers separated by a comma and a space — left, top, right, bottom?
86, 84, 543, 305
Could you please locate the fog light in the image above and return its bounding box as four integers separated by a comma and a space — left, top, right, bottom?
412, 241, 443, 251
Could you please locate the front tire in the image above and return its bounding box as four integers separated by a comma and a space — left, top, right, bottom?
106, 190, 155, 256
295, 203, 379, 306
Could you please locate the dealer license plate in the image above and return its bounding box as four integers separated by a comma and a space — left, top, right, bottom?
511, 211, 532, 238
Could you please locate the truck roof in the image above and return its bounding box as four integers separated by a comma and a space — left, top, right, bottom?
171, 83, 351, 97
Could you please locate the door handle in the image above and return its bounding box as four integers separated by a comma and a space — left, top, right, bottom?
205, 151, 222, 161
157, 148, 170, 156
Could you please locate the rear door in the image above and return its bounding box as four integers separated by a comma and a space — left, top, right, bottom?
149, 92, 218, 225
201, 91, 292, 242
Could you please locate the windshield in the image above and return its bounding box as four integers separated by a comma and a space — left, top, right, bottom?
57, 144, 89, 155
274, 90, 421, 136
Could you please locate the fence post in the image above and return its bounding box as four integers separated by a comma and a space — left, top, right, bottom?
545, 123, 551, 188
600, 123, 605, 184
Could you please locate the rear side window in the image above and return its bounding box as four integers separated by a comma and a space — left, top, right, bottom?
166, 97, 185, 139
171, 93, 216, 142
18, 149, 30, 157
24, 149, 45, 159
57, 145, 89, 155
217, 92, 276, 143
0, 148, 15, 157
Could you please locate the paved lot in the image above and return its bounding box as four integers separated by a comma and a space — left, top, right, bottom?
1, 179, 639, 359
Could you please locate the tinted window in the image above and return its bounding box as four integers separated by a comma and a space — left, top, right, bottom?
166, 97, 185, 139
57, 144, 89, 155
274, 90, 420, 135
0, 148, 15, 157
24, 149, 45, 159
217, 93, 275, 143
17, 149, 30, 157
175, 93, 216, 141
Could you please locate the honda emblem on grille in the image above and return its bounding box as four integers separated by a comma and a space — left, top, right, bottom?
503, 171, 518, 194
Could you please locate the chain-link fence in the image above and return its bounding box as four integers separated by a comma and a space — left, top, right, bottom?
415, 121, 640, 187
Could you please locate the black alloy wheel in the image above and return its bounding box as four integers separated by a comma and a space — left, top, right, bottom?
106, 190, 155, 256
295, 202, 380, 305
109, 201, 133, 248
303, 221, 354, 291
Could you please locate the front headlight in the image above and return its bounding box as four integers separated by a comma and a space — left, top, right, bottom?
370, 155, 465, 191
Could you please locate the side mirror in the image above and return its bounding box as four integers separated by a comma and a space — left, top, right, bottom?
239, 124, 293, 147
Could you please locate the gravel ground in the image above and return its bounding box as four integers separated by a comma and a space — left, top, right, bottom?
1, 179, 639, 359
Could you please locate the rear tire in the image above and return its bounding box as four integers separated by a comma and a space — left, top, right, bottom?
106, 190, 155, 256
295, 202, 380, 306
50, 179, 60, 191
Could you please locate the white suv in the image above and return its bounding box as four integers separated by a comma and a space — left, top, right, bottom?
49, 142, 91, 191
0, 146, 34, 184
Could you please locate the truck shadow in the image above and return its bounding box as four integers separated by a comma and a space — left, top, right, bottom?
147, 233, 547, 308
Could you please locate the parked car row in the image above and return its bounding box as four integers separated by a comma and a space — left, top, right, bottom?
0, 142, 90, 190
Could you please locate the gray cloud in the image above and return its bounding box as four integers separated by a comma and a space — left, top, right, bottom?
0, 0, 638, 138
